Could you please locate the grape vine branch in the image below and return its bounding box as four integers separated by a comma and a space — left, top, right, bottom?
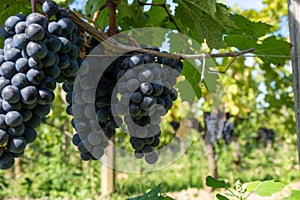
37, 0, 255, 61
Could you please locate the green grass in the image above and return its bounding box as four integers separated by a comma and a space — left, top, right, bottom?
0, 134, 299, 199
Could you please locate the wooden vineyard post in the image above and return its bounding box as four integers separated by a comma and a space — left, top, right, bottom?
101, 140, 115, 196
288, 0, 300, 168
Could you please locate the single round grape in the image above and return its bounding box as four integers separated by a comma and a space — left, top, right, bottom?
15, 58, 29, 73
0, 61, 17, 78
25, 23, 45, 41
4, 48, 21, 62
134, 150, 144, 159
151, 83, 164, 96
20, 86, 38, 105
26, 13, 47, 28
37, 89, 53, 105
42, 0, 59, 16
22, 128, 37, 143
62, 59, 79, 77
130, 137, 145, 151
13, 33, 28, 50
80, 76, 96, 90
135, 127, 148, 138
0, 152, 15, 170
144, 151, 158, 164
87, 131, 102, 146
9, 136, 27, 154
72, 133, 81, 146
15, 21, 27, 34
26, 41, 47, 60
140, 83, 153, 95
8, 123, 25, 136
140, 96, 156, 110
58, 18, 74, 34
11, 73, 29, 88
5, 111, 23, 127
26, 68, 44, 85
1, 85, 20, 103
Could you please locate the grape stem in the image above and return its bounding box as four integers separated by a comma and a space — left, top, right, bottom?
31, 0, 37, 13
36, 0, 255, 60
107, 0, 118, 36
137, 0, 182, 33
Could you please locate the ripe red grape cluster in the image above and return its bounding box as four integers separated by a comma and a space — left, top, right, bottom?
0, 0, 84, 169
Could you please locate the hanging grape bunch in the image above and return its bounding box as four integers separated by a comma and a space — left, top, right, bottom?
0, 0, 84, 170
68, 38, 183, 164
111, 52, 183, 164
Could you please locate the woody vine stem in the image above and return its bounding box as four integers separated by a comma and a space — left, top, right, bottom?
36, 0, 255, 60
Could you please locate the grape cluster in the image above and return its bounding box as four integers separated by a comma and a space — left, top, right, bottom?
68, 41, 183, 164
112, 51, 182, 164
0, 0, 84, 169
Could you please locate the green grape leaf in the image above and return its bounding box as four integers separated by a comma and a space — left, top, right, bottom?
254, 36, 291, 65
127, 184, 174, 200
174, 1, 235, 49
224, 35, 257, 50
181, 60, 202, 99
282, 190, 300, 200
216, 194, 229, 200
117, 2, 145, 29
255, 180, 285, 196
85, 0, 109, 28
246, 181, 261, 192
224, 14, 271, 50
229, 14, 271, 38
176, 80, 198, 101
255, 36, 291, 64
205, 176, 230, 189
